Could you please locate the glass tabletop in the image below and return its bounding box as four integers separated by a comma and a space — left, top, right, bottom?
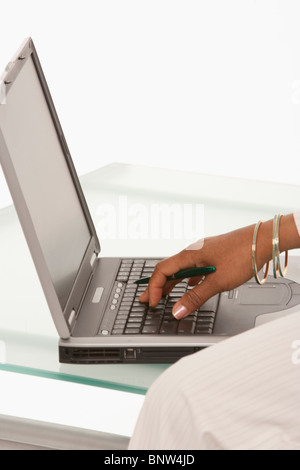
0, 163, 299, 395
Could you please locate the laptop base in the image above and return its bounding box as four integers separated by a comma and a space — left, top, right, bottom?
59, 345, 204, 364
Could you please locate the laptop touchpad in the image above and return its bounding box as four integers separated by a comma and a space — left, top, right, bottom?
238, 283, 289, 305
214, 278, 300, 336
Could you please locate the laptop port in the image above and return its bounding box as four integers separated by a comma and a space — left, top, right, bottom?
124, 348, 137, 360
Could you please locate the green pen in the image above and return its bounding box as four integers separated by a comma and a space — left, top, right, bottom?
134, 266, 216, 285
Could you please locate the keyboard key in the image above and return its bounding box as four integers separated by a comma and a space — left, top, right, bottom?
120, 306, 132, 313
196, 318, 214, 327
186, 311, 197, 318
120, 264, 131, 269
126, 321, 142, 328
145, 311, 161, 320
130, 306, 145, 312
145, 260, 160, 267
127, 318, 143, 326
131, 303, 143, 309
178, 319, 196, 335
197, 310, 215, 317
112, 328, 124, 335
119, 310, 131, 317
118, 308, 131, 315
125, 285, 137, 290
125, 328, 141, 334
114, 319, 127, 326
120, 301, 133, 306
123, 293, 135, 299
127, 293, 138, 298
124, 286, 136, 292
146, 308, 162, 316
195, 326, 213, 334
162, 312, 174, 321
171, 286, 187, 292
137, 285, 147, 291
146, 310, 162, 318
116, 312, 128, 321
144, 318, 161, 326
129, 313, 144, 320
168, 291, 184, 298
146, 309, 162, 317
142, 325, 160, 334
142, 267, 154, 274
160, 321, 178, 335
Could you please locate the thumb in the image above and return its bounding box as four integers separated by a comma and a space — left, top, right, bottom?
172, 277, 216, 320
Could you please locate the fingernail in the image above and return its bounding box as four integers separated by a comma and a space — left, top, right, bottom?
173, 305, 188, 320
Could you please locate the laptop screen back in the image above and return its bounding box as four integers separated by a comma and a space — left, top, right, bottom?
0, 55, 91, 309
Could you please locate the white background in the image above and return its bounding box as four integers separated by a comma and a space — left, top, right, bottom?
0, 0, 300, 440
1, 0, 300, 209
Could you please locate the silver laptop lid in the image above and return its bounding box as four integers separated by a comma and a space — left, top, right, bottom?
0, 38, 100, 339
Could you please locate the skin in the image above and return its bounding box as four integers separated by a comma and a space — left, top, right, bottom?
139, 214, 300, 319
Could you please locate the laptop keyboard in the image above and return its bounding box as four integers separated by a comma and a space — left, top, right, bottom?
103, 259, 218, 336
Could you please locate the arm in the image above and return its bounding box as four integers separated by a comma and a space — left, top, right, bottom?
139, 213, 300, 320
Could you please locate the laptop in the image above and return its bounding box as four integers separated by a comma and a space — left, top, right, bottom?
1, 38, 300, 364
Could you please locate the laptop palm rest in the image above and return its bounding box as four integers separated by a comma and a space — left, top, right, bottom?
72, 258, 120, 337
214, 278, 300, 336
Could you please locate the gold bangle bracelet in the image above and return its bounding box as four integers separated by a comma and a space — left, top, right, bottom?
272, 214, 288, 278
252, 221, 270, 285
272, 214, 280, 279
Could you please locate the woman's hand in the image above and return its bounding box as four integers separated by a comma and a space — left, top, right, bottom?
140, 214, 300, 319
139, 222, 274, 320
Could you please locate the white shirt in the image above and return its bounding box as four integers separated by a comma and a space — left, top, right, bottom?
129, 212, 300, 450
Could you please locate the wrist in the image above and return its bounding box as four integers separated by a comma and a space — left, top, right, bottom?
255, 214, 300, 268
279, 214, 300, 252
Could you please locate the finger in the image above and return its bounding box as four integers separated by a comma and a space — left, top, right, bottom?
139, 287, 149, 303
141, 266, 167, 306
146, 252, 197, 307
139, 280, 176, 302
162, 280, 179, 296
172, 276, 217, 320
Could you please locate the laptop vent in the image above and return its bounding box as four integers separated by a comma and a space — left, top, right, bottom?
60, 347, 122, 364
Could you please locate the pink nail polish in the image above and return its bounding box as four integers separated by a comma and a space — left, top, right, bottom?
173, 305, 188, 320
